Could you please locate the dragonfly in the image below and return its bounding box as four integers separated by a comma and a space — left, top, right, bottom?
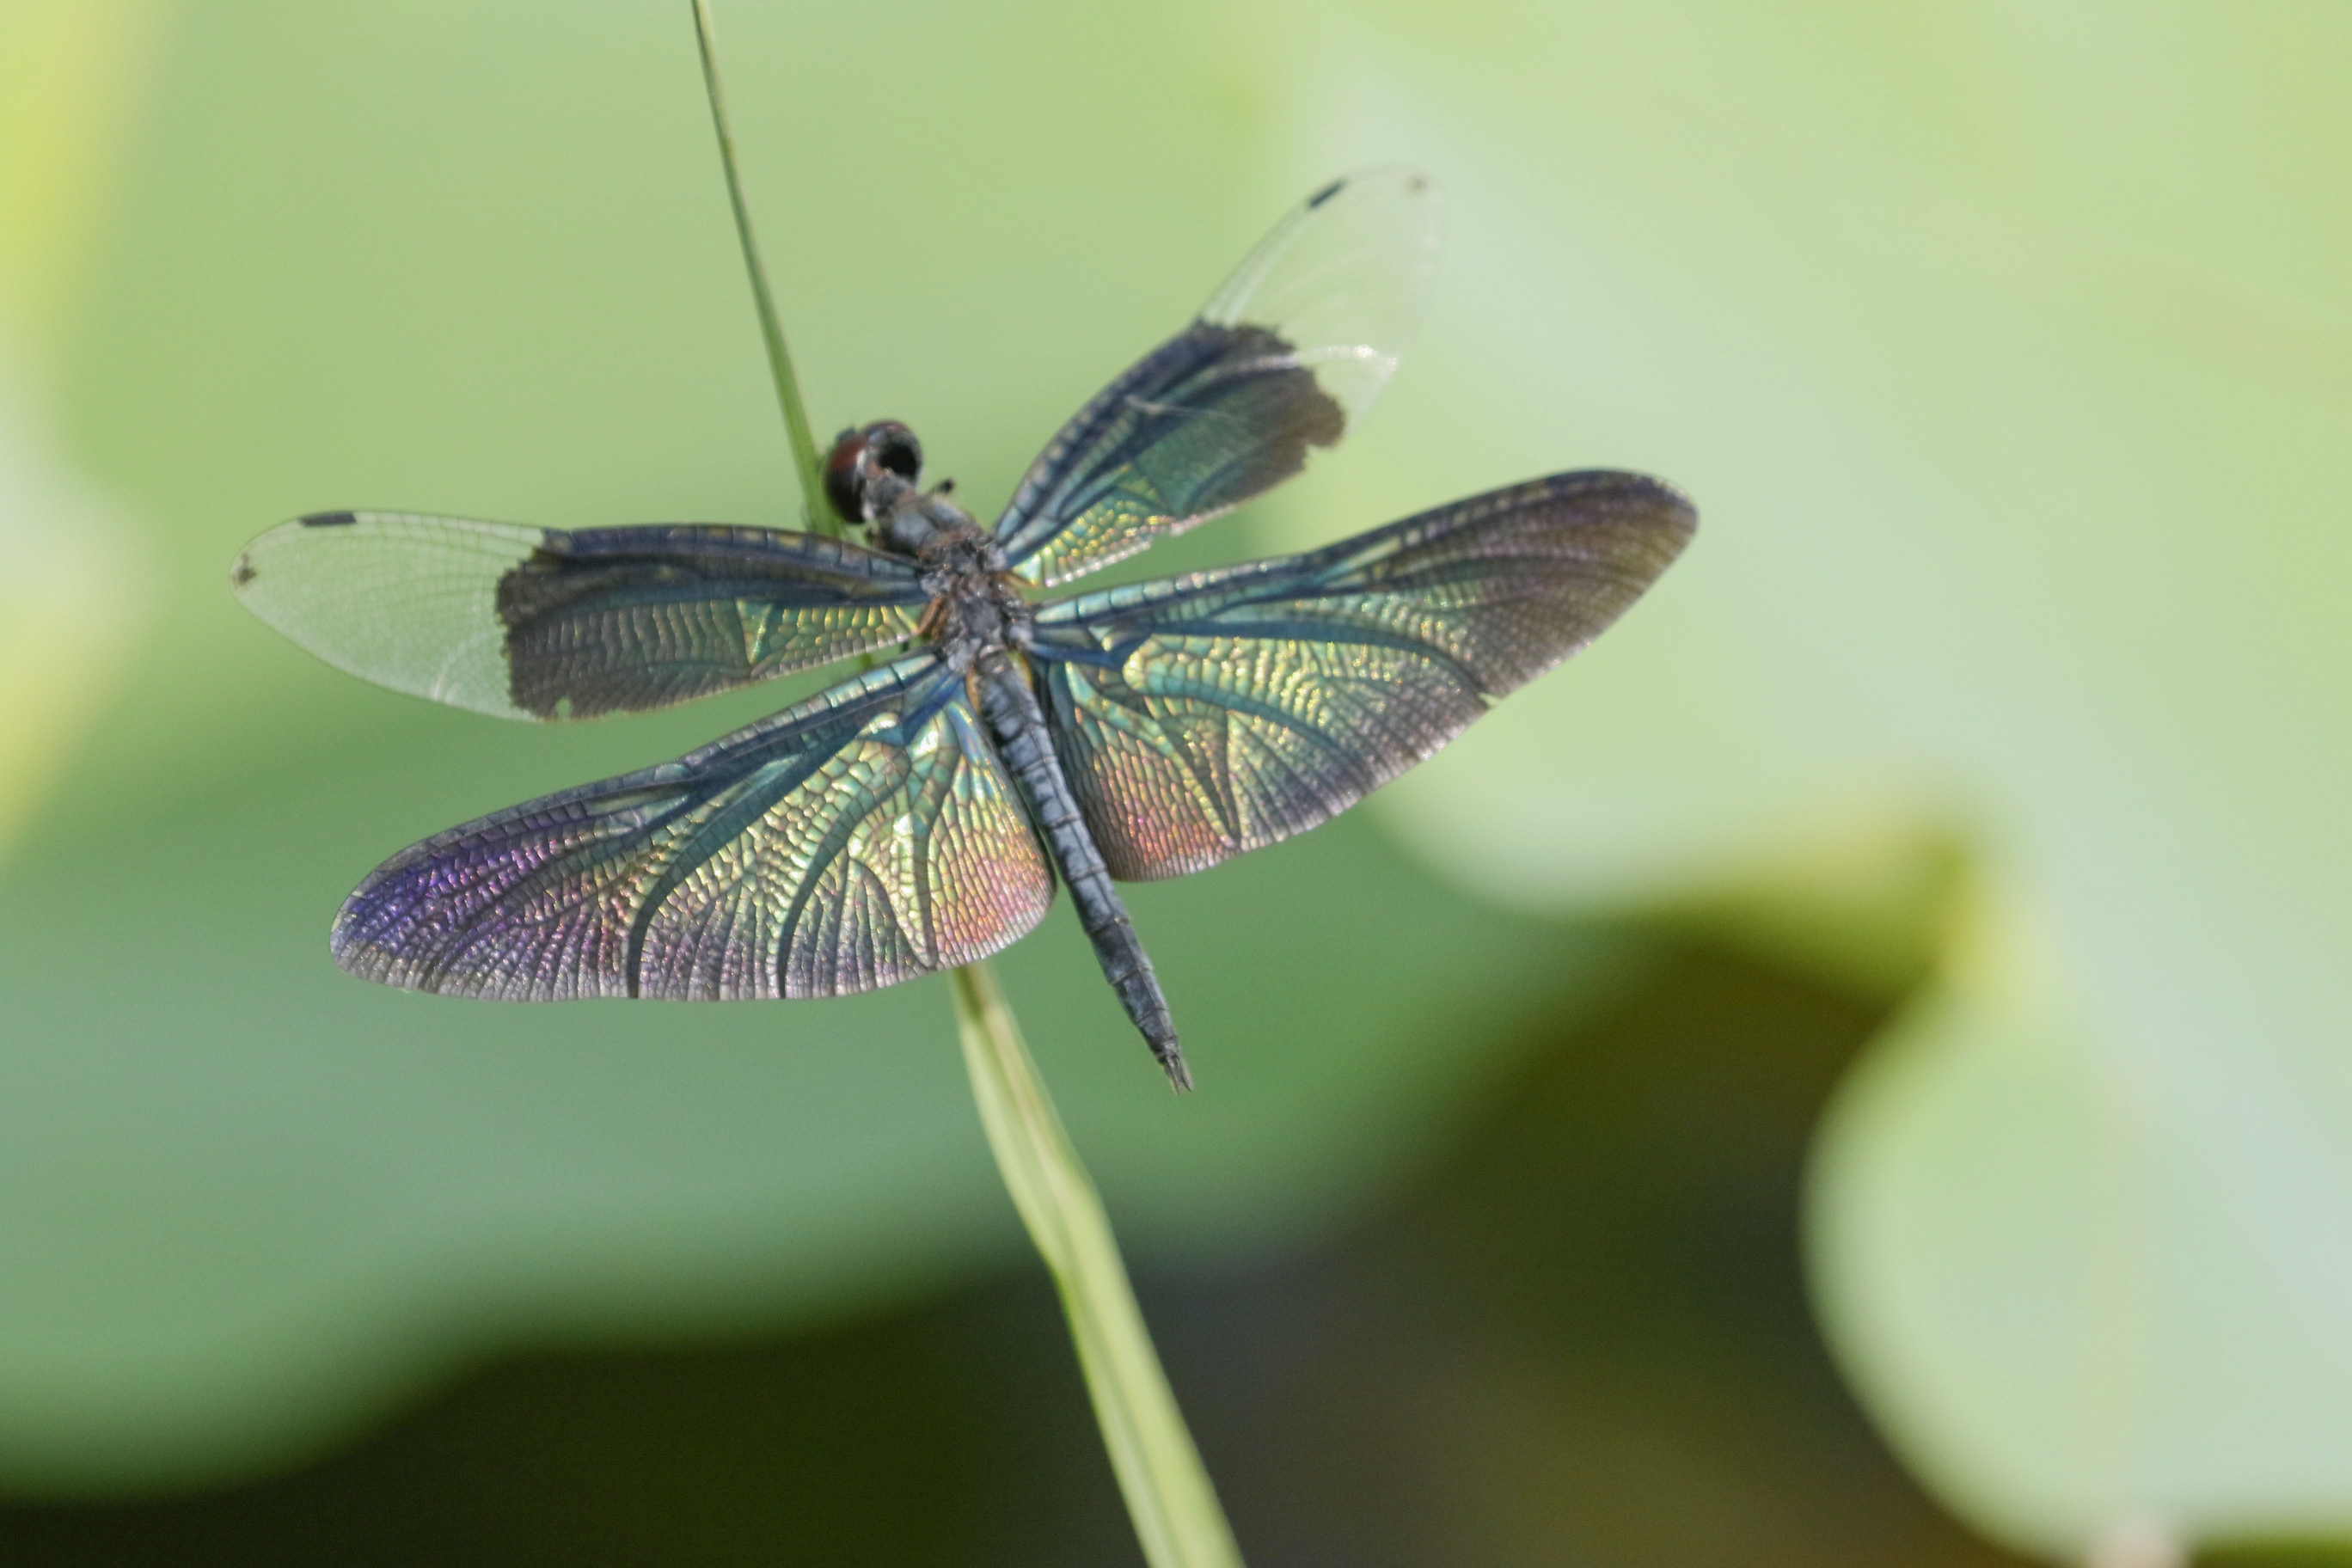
231, 167, 1694, 1091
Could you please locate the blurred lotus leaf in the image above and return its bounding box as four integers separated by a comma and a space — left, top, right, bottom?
1813, 881, 2352, 1559
0, 0, 160, 857
0, 378, 151, 861
5, 1, 2349, 1560
1278, 3, 2352, 1559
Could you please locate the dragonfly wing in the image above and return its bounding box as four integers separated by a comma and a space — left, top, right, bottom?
332, 654, 1054, 1000
1029, 471, 1696, 879
994, 168, 1444, 587
233, 511, 928, 720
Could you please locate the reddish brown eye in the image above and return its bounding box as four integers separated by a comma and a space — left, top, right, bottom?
823, 427, 869, 523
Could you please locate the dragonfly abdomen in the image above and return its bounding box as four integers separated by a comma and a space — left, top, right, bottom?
970, 650, 1191, 1091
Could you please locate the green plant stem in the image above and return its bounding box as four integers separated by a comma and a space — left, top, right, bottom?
688, 8, 1242, 1561
950, 963, 1243, 1568
691, 0, 829, 530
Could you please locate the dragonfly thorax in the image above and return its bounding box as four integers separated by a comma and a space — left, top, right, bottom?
850, 480, 1024, 666
918, 552, 1032, 672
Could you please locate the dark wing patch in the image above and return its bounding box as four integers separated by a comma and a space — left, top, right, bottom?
493, 525, 927, 719
332, 655, 1055, 1000
232, 512, 927, 721
994, 167, 1443, 588
990, 322, 1344, 588
1029, 471, 1695, 879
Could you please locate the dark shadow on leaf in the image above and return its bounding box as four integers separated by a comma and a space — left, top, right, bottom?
0, 940, 2037, 1567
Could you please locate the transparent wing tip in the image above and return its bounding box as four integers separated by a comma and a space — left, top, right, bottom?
1202, 165, 1446, 330
226, 510, 542, 721
1200, 167, 1447, 429
1303, 162, 1445, 213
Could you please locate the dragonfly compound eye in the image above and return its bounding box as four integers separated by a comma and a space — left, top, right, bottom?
864, 422, 922, 484
824, 421, 924, 524
823, 426, 871, 523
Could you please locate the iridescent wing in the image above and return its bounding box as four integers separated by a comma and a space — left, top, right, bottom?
1028, 471, 1696, 879
232, 511, 929, 720
993, 167, 1444, 588
331, 654, 1055, 1000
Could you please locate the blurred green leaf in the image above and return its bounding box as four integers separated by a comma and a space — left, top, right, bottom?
0, 377, 152, 859
1813, 882, 2352, 1558
1264, 3, 2352, 1557
0, 0, 163, 857
18, 0, 2352, 1549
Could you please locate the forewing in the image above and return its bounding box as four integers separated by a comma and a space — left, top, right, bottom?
232, 511, 928, 720
994, 167, 1443, 587
1029, 471, 1696, 879
331, 655, 1055, 1000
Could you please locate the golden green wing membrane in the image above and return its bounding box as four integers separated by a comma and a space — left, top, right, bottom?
1027, 471, 1696, 880
994, 167, 1443, 587
331, 656, 1053, 1000
232, 511, 928, 720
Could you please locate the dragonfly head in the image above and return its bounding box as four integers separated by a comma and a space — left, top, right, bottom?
824, 420, 923, 527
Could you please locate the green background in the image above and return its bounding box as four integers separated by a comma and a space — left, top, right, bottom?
3, 2, 2348, 1563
